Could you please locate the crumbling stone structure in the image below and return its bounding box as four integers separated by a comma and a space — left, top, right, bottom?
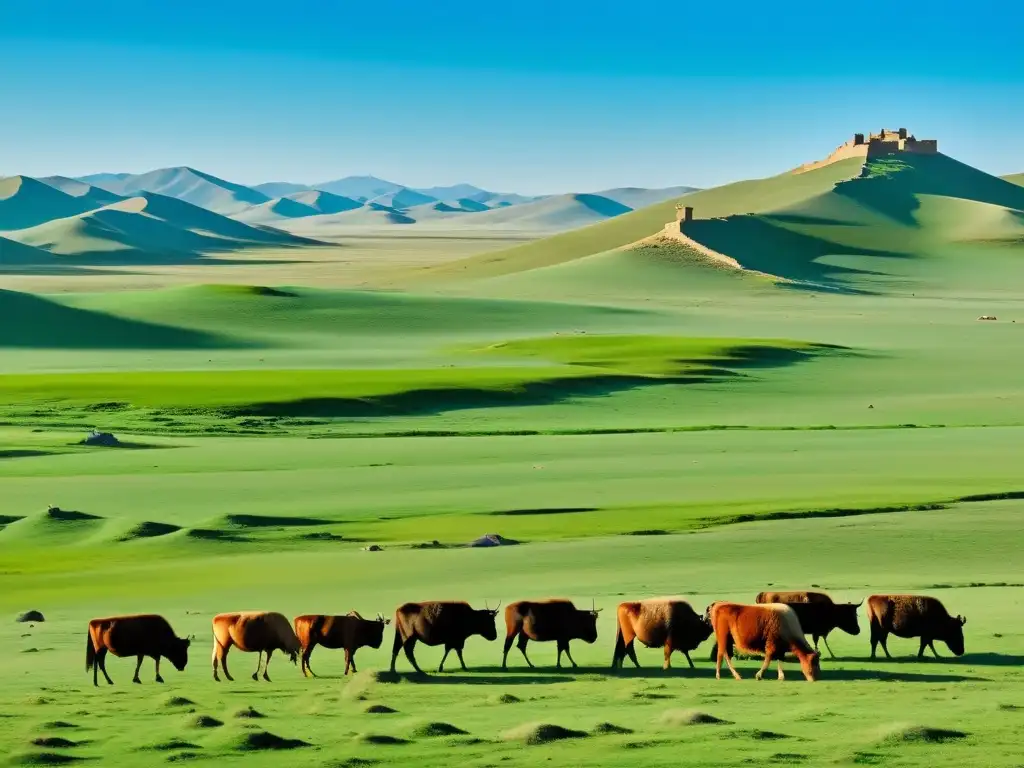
796, 128, 938, 173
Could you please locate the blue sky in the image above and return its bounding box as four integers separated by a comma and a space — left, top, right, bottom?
2, 0, 1022, 193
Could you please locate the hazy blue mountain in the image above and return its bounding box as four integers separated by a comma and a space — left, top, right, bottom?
82, 167, 270, 214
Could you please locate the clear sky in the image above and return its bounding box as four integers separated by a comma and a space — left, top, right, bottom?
2, 0, 1022, 194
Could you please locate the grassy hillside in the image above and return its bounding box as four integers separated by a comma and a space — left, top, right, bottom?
399, 158, 865, 283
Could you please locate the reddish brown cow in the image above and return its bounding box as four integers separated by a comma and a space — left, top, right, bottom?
390, 601, 499, 673
212, 611, 300, 682
613, 598, 713, 670
86, 614, 191, 686
502, 599, 600, 669
866, 594, 966, 659
710, 602, 821, 682
755, 590, 862, 658
293, 611, 391, 677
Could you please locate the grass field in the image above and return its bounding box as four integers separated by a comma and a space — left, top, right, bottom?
3, 152, 1024, 767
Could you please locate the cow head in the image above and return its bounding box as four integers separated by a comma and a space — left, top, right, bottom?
574, 602, 602, 644
693, 612, 715, 644
944, 615, 967, 656
475, 601, 500, 641
363, 613, 392, 649
835, 602, 862, 636
168, 635, 192, 672
800, 650, 821, 682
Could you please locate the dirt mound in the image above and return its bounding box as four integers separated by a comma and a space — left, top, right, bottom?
142, 740, 200, 752
162, 696, 195, 708
41, 723, 78, 730
220, 514, 327, 528
501, 723, 589, 745
9, 754, 85, 766
230, 730, 310, 751
30, 739, 80, 749
354, 734, 408, 746
364, 705, 397, 714
116, 522, 181, 541
43, 508, 100, 522
592, 722, 634, 735
181, 528, 248, 542
190, 715, 223, 729
492, 693, 522, 704
731, 729, 790, 740
17, 610, 45, 623
879, 725, 968, 744
659, 709, 728, 726
411, 722, 468, 737
232, 706, 266, 719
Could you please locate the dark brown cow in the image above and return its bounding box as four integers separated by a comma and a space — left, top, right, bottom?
293, 611, 391, 677
613, 598, 713, 670
390, 601, 498, 673
502, 599, 600, 669
710, 602, 821, 682
866, 594, 966, 659
755, 590, 862, 658
86, 614, 191, 686
212, 611, 300, 682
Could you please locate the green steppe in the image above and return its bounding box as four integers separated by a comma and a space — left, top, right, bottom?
2, 153, 1023, 767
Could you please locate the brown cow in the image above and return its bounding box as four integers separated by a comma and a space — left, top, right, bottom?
755, 590, 862, 658
390, 601, 499, 673
212, 611, 301, 682
502, 599, 600, 669
866, 594, 966, 659
293, 611, 391, 677
613, 598, 713, 670
710, 602, 821, 682
86, 615, 191, 686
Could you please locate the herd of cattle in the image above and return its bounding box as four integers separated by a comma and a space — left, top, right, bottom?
84, 591, 968, 686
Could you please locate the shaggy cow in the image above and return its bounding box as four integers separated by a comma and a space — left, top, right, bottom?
293, 611, 391, 676
86, 614, 191, 686
866, 594, 966, 659
755, 590, 862, 658
612, 598, 713, 670
710, 602, 821, 682
212, 611, 301, 682
390, 601, 499, 673
502, 599, 600, 669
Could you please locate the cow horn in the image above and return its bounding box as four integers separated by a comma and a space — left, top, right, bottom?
857, 599, 864, 607
959, 615, 967, 626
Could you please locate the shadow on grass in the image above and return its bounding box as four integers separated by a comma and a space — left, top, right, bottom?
377, 669, 575, 685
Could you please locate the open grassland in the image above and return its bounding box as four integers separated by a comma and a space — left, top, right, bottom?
3, 151, 1024, 766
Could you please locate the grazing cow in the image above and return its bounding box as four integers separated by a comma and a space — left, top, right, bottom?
502, 599, 601, 669
866, 594, 966, 659
390, 601, 499, 673
755, 590, 862, 658
293, 611, 391, 677
212, 612, 300, 682
612, 598, 713, 670
86, 615, 191, 686
710, 602, 821, 682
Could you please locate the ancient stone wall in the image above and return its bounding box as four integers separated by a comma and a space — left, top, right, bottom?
904, 138, 938, 154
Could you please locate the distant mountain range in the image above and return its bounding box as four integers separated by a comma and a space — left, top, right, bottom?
0, 166, 698, 261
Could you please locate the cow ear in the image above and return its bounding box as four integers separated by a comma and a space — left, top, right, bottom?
958, 615, 967, 626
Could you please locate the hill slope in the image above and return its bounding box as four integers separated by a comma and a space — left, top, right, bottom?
595, 186, 700, 208
92, 167, 270, 214
0, 176, 99, 231
1004, 173, 1024, 187
38, 176, 125, 207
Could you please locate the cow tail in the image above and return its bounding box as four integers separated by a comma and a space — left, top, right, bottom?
85, 630, 95, 672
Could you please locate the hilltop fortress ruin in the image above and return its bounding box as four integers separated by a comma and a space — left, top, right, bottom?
796, 127, 938, 174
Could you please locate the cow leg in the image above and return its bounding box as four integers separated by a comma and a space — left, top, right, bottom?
928, 640, 941, 659
683, 650, 695, 669
154, 656, 164, 684
662, 641, 673, 671
252, 650, 263, 681
455, 646, 468, 671
754, 645, 774, 680
502, 632, 516, 669
869, 622, 890, 660
349, 649, 358, 674
97, 648, 114, 685
626, 640, 641, 668
516, 633, 534, 668
262, 649, 274, 682
402, 638, 423, 673
917, 637, 928, 659
821, 633, 837, 659
561, 641, 578, 669
214, 641, 234, 682
438, 646, 452, 673
777, 659, 785, 681
302, 645, 316, 678
132, 655, 144, 684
